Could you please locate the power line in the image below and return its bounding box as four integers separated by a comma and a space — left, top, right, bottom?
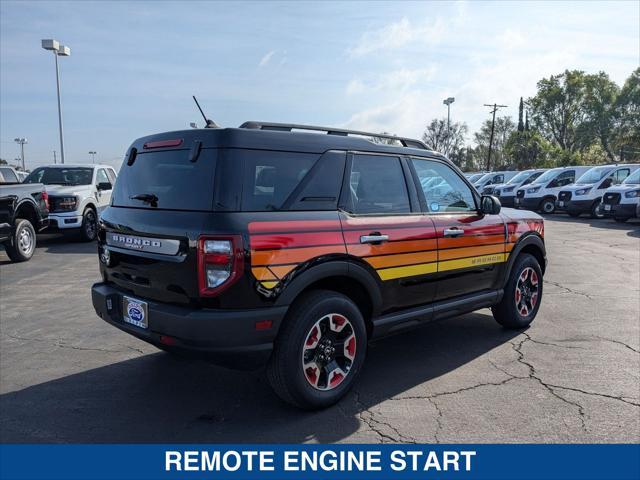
483, 103, 508, 171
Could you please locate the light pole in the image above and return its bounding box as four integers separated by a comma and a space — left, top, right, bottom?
88, 151, 97, 164
443, 97, 455, 133
41, 39, 71, 164
14, 138, 27, 171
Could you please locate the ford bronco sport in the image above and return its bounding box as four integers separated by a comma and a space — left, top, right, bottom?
91, 122, 546, 409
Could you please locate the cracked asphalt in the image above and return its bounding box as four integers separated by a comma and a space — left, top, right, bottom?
1, 216, 638, 443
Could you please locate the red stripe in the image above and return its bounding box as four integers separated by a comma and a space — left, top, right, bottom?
248, 220, 341, 234
343, 227, 437, 244
435, 224, 505, 237
251, 231, 344, 250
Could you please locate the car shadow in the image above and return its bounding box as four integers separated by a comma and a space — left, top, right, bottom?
0, 312, 520, 443
0, 234, 96, 265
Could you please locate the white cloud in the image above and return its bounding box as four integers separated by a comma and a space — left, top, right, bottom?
348, 17, 447, 57
496, 28, 525, 50
346, 67, 437, 95
258, 50, 276, 67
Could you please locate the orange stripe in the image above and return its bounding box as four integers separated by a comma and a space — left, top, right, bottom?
348, 238, 438, 257
365, 250, 438, 269
506, 243, 515, 252
251, 245, 346, 266
438, 244, 505, 261
251, 267, 278, 281
438, 234, 505, 249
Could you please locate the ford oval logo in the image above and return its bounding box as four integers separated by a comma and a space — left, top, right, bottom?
127, 303, 144, 323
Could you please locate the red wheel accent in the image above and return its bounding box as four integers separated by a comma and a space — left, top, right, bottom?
301, 314, 356, 391
515, 266, 540, 318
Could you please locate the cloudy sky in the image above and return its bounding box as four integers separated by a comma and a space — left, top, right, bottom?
1, 0, 638, 169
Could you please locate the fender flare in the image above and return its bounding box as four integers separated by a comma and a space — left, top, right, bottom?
503, 232, 546, 287
274, 260, 383, 315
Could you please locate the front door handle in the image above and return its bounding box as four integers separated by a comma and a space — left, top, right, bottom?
360, 233, 389, 244
443, 228, 464, 237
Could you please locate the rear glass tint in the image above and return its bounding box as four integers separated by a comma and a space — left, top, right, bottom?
238, 150, 319, 211
112, 149, 216, 211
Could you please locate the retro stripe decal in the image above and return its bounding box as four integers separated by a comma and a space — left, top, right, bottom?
249, 217, 525, 290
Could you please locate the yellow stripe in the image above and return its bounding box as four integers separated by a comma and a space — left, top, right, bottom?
438, 253, 508, 272
377, 262, 438, 280
260, 281, 279, 289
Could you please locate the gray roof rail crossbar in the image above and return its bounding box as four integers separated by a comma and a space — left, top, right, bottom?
239, 121, 430, 150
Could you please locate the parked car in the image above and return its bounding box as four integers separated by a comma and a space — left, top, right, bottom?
514, 166, 591, 213
490, 169, 546, 207
601, 168, 640, 222
91, 122, 546, 409
556, 164, 639, 218
23, 164, 117, 241
465, 172, 485, 183
15, 171, 28, 182
474, 171, 519, 192
0, 180, 49, 262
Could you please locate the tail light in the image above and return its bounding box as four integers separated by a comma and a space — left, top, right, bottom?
41, 190, 49, 211
197, 235, 244, 297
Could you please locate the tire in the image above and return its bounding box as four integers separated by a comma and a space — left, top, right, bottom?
267, 290, 367, 410
590, 200, 604, 219
614, 217, 629, 223
4, 218, 36, 262
79, 208, 98, 242
492, 253, 543, 329
539, 197, 555, 214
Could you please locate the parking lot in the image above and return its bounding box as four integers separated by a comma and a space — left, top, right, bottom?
0, 216, 638, 443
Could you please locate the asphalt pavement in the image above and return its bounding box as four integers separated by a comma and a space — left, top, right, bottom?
1, 216, 638, 443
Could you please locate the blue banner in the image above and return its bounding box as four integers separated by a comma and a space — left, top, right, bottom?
1, 444, 638, 480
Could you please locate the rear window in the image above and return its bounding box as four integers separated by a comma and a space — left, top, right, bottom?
238, 150, 319, 211
112, 149, 216, 211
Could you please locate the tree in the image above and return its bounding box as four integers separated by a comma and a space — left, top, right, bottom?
517, 97, 524, 132
368, 131, 401, 145
0, 159, 7, 165
505, 130, 556, 169
472, 116, 516, 169
528, 70, 590, 153
582, 71, 620, 161
421, 118, 468, 159
613, 68, 640, 161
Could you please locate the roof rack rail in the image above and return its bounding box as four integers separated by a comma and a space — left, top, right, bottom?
239, 121, 430, 150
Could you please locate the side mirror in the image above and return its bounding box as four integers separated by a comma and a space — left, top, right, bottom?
97, 181, 112, 191
481, 195, 501, 215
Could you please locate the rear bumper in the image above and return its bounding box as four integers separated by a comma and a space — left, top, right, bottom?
513, 197, 539, 210
91, 282, 288, 369
602, 203, 637, 218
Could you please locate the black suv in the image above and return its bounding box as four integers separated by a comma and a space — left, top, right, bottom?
92, 122, 546, 409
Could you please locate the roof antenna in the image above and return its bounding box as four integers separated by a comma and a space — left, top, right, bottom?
192, 96, 219, 128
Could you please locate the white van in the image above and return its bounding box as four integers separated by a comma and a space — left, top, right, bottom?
600, 168, 640, 222
514, 166, 591, 213
490, 169, 547, 208
474, 171, 519, 192
556, 164, 639, 218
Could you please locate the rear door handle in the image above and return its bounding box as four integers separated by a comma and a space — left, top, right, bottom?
444, 228, 464, 237
360, 234, 389, 244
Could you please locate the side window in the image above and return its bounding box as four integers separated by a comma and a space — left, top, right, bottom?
347, 155, 410, 215
106, 168, 117, 185
240, 150, 318, 211
0, 168, 18, 183
615, 168, 630, 184
411, 158, 476, 213
494, 174, 504, 184
552, 170, 574, 188
96, 169, 111, 187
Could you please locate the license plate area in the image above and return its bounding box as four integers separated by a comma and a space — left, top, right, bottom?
558, 201, 564, 207
604, 204, 611, 211
123, 296, 148, 329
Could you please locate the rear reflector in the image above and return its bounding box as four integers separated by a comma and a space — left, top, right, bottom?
143, 139, 183, 149
255, 320, 273, 330
159, 335, 177, 346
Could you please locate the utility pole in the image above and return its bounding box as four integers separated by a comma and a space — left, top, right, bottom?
88, 151, 97, 164
483, 103, 507, 171
53, 150, 57, 164
14, 138, 27, 171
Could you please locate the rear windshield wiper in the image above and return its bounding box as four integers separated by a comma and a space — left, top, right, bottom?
130, 193, 158, 206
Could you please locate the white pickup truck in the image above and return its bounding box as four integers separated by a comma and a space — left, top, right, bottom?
23, 164, 117, 241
